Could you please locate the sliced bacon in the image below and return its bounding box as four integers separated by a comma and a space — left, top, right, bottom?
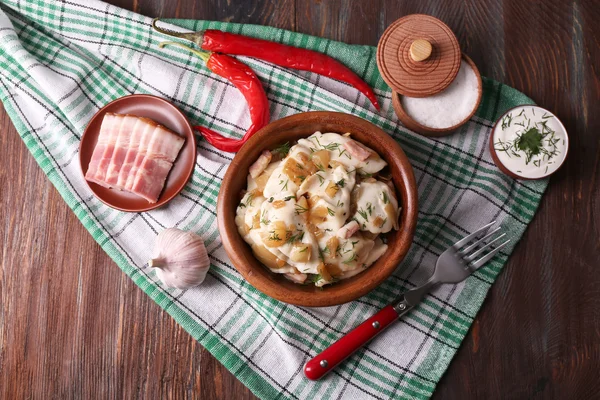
85, 113, 116, 187
249, 150, 272, 178
92, 114, 124, 184
116, 118, 153, 189
130, 125, 185, 203
104, 115, 139, 188
343, 140, 371, 161
125, 121, 157, 191
337, 220, 359, 238
85, 113, 185, 203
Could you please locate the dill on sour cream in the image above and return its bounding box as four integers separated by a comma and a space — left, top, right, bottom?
492, 106, 568, 179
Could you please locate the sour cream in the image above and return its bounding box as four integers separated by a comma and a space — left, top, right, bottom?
492, 106, 568, 179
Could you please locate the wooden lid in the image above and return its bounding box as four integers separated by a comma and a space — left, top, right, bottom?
377, 14, 461, 97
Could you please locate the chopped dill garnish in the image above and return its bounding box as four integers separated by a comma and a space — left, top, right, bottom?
286, 231, 304, 244
336, 179, 345, 188
357, 208, 368, 220
268, 231, 282, 241
317, 248, 325, 262
515, 127, 544, 164
272, 142, 290, 157
240, 192, 255, 208
382, 191, 389, 204
501, 113, 513, 130
260, 210, 270, 225
316, 174, 325, 186
322, 142, 340, 151
327, 207, 335, 216
366, 202, 373, 216
342, 253, 357, 265
495, 124, 559, 166
294, 203, 308, 214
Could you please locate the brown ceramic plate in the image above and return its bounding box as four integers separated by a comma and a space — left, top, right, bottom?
79, 94, 196, 212
218, 112, 418, 307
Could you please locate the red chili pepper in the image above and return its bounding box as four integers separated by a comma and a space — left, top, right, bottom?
159, 42, 270, 153
152, 20, 380, 111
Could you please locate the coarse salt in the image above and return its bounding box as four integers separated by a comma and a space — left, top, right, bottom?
400, 60, 479, 129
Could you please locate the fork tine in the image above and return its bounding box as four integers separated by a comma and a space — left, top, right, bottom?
471, 239, 511, 269
460, 227, 502, 255
452, 221, 496, 250
464, 233, 507, 262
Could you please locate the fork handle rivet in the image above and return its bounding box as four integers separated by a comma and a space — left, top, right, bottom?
372, 321, 380, 329
398, 304, 406, 310
320, 360, 328, 368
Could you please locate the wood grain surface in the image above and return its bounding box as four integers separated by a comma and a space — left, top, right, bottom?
1, 1, 599, 399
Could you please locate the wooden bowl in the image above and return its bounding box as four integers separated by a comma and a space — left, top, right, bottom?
489, 105, 570, 180
217, 112, 418, 307
392, 54, 482, 137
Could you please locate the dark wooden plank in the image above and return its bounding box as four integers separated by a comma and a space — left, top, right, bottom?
1, 1, 598, 399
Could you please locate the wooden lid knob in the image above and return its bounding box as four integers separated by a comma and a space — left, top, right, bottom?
376, 14, 461, 97
410, 39, 432, 62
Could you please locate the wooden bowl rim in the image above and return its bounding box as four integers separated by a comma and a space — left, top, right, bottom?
392, 53, 483, 137
217, 111, 418, 307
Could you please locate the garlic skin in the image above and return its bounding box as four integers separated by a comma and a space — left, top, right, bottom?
149, 228, 210, 289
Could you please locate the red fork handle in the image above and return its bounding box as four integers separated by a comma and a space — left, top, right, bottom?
304, 305, 400, 380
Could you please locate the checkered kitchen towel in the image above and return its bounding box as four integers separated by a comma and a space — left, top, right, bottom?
0, 0, 547, 398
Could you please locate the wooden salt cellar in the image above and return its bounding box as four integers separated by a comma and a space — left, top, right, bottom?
377, 14, 482, 137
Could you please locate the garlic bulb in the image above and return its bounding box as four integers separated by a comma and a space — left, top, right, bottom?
149, 228, 210, 289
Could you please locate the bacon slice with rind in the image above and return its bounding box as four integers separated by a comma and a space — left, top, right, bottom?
104, 115, 139, 188
85, 113, 117, 187
130, 125, 185, 203
116, 117, 155, 190
125, 120, 157, 191
92, 113, 125, 185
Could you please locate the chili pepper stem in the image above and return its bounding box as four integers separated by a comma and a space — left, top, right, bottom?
159, 41, 211, 63
152, 18, 205, 46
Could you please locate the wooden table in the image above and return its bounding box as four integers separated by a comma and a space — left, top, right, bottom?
1, 0, 599, 398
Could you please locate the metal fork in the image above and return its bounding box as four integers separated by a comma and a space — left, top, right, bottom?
304, 221, 510, 380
